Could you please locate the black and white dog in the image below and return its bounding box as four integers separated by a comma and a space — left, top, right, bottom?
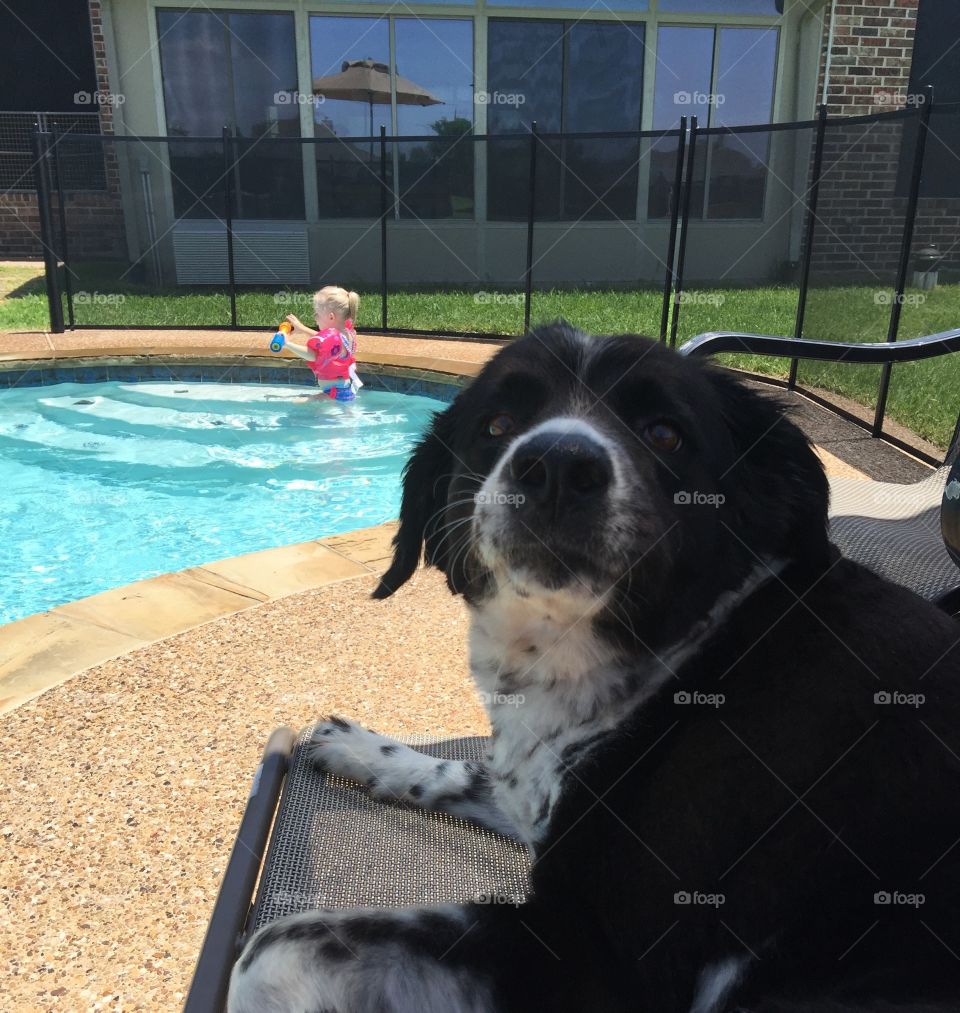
229, 324, 960, 1012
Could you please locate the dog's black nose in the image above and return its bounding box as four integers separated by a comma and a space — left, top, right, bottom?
509, 432, 612, 507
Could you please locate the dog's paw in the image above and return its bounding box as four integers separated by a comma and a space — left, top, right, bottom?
305, 718, 519, 838
306, 717, 454, 803
307, 717, 412, 794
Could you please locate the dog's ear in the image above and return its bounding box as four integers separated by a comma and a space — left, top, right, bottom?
372, 403, 458, 599
705, 367, 831, 568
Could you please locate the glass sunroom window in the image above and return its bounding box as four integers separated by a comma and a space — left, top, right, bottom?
648, 26, 713, 218
649, 24, 778, 219
658, 0, 782, 12
309, 15, 390, 218
707, 27, 778, 218
157, 9, 303, 220
488, 0, 647, 9
309, 15, 473, 219
487, 19, 644, 221
394, 19, 474, 219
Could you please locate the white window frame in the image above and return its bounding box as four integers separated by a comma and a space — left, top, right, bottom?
146, 0, 810, 226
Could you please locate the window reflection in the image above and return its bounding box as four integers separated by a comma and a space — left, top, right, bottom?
649, 24, 778, 219
487, 20, 563, 135
156, 10, 786, 225
310, 15, 473, 219
648, 25, 713, 219
395, 19, 474, 220
310, 16, 391, 140
708, 27, 778, 219
158, 8, 303, 220
489, 0, 647, 9
310, 16, 390, 218
659, 0, 782, 12
487, 19, 644, 221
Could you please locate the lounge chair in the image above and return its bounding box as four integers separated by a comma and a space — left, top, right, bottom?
679, 328, 960, 610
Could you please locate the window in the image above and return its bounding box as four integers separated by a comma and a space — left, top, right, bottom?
309, 15, 390, 218
488, 0, 647, 10
309, 15, 474, 219
708, 27, 779, 218
394, 19, 474, 220
157, 9, 303, 220
659, 0, 782, 12
650, 24, 778, 219
648, 26, 712, 219
487, 19, 645, 221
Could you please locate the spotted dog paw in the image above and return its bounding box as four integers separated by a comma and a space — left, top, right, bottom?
307, 716, 519, 838
307, 716, 441, 801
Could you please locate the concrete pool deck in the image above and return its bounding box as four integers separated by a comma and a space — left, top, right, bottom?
0, 327, 930, 1011
0, 326, 498, 376
0, 565, 484, 1011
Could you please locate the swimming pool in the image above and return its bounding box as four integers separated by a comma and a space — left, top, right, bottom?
0, 380, 445, 624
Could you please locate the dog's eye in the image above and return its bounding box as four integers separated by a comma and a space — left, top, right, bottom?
487, 413, 514, 437
644, 421, 682, 452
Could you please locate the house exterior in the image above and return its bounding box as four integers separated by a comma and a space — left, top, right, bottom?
2, 0, 955, 289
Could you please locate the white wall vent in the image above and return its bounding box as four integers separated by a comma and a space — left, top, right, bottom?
172, 220, 309, 285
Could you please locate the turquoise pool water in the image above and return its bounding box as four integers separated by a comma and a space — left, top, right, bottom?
0, 381, 444, 625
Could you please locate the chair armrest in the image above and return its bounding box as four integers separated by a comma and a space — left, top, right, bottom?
679, 328, 960, 364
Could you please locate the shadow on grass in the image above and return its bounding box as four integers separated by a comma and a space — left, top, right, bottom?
3, 274, 48, 300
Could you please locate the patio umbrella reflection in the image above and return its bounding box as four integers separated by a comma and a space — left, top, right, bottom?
311, 59, 443, 141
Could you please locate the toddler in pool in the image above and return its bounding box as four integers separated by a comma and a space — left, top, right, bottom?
283, 286, 363, 397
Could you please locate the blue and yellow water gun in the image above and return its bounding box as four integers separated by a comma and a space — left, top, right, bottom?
270, 320, 293, 353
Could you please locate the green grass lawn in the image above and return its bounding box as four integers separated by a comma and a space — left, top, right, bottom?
0, 263, 50, 332
2, 262, 958, 449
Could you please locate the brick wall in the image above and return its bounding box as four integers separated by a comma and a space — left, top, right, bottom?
810, 0, 960, 280
0, 193, 47, 260
0, 0, 126, 263
821, 1, 918, 118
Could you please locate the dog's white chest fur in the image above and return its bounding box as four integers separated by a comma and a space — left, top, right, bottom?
469, 582, 644, 847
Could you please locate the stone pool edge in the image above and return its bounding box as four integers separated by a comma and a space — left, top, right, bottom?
0, 347, 491, 715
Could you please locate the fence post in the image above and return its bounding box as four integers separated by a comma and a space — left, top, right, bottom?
659, 117, 687, 343
222, 125, 238, 328
789, 102, 828, 389
50, 126, 75, 328
32, 129, 65, 334
669, 116, 698, 348
523, 121, 539, 335
379, 125, 389, 330
872, 84, 934, 438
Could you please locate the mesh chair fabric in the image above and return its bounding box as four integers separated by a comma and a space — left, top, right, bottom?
250, 727, 530, 932
828, 469, 957, 601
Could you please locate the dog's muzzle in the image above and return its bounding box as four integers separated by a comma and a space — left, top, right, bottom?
476, 422, 623, 588
507, 431, 613, 520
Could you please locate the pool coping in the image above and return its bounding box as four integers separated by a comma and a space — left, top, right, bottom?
0, 342, 495, 715
0, 337, 867, 715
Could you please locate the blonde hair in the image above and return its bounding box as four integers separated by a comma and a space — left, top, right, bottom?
313, 285, 359, 326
